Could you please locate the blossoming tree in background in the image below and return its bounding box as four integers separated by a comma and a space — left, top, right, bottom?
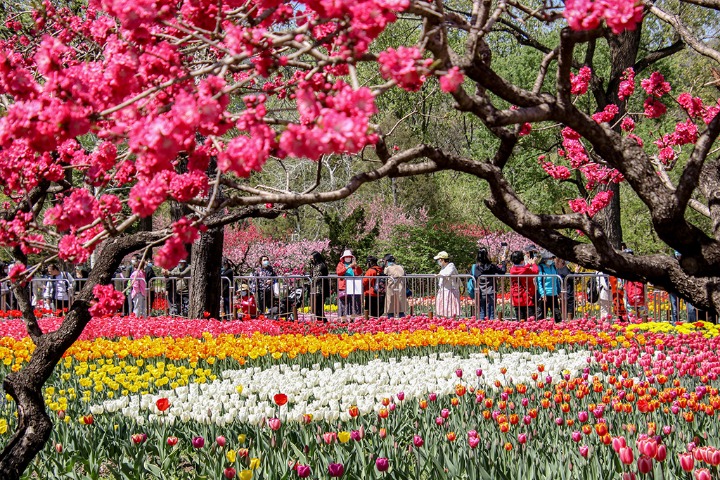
1, 0, 720, 476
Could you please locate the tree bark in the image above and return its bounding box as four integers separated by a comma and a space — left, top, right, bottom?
0, 233, 160, 479
188, 223, 224, 319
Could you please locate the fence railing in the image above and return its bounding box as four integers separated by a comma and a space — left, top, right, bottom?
1, 273, 706, 322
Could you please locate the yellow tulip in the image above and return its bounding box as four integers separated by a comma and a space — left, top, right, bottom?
338, 431, 351, 443
249, 458, 260, 470
226, 449, 236, 463
239, 469, 252, 480
238, 434, 246, 444
0, 419, 7, 434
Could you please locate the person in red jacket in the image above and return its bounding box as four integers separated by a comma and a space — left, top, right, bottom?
237, 283, 258, 319
362, 256, 386, 318
509, 250, 540, 320
336, 249, 364, 320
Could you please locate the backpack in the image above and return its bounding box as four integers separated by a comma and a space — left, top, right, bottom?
625, 281, 645, 306
467, 265, 476, 300
374, 269, 387, 295
586, 276, 600, 304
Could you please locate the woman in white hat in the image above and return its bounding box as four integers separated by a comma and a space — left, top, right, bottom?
434, 251, 461, 318
336, 249, 363, 320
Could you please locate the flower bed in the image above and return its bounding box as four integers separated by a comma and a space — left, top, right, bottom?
2, 316, 720, 479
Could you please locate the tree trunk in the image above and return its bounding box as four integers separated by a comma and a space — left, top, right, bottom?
188, 223, 224, 319
598, 29, 642, 249
0, 234, 158, 479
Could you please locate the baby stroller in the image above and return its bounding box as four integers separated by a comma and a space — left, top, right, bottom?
269, 283, 308, 321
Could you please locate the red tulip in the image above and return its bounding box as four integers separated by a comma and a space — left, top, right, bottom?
223, 467, 236, 479
273, 393, 288, 406
348, 406, 359, 417
156, 398, 170, 412
54, 443, 63, 453
167, 436, 179, 446
82, 415, 94, 425
131, 433, 147, 445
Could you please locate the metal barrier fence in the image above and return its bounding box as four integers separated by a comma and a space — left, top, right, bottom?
1, 273, 707, 322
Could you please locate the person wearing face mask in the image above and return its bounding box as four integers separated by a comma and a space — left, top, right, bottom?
237, 283, 258, 319
252, 255, 277, 315
336, 249, 363, 320
536, 250, 562, 321
434, 251, 461, 318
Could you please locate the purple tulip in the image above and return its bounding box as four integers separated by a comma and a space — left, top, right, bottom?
296, 464, 311, 478
476, 369, 483, 377
375, 457, 389, 472
328, 463, 344, 477
191, 436, 205, 449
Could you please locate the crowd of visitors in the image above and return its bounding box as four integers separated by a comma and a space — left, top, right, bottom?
0, 245, 715, 323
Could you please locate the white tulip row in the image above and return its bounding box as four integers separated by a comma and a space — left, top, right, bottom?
92, 349, 590, 427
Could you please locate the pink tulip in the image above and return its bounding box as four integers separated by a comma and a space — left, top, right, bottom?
296, 464, 311, 478
555, 417, 564, 426
619, 447, 634, 465
191, 436, 205, 449
435, 417, 444, 426
517, 434, 527, 445
441, 408, 450, 419
476, 369, 483, 377
637, 456, 653, 474
642, 439, 657, 458
351, 430, 362, 442
375, 457, 389, 472
679, 452, 694, 471
396, 392, 405, 401
579, 445, 589, 458
268, 418, 282, 431
612, 436, 627, 453
328, 463, 344, 478
521, 398, 529, 407
468, 436, 480, 449
695, 469, 711, 480
571, 431, 582, 443
428, 393, 437, 402
656, 445, 667, 462
622, 473, 636, 480
523, 415, 532, 425
577, 411, 588, 423
413, 435, 424, 448
216, 436, 226, 447
455, 369, 463, 378
223, 467, 236, 479
322, 432, 336, 444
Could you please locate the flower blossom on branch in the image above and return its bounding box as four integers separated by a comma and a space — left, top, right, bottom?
88, 284, 124, 318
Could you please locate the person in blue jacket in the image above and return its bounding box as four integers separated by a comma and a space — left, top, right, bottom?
536, 250, 562, 321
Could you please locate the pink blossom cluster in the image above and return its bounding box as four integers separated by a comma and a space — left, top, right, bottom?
563, 0, 643, 34
570, 66, 592, 95
439, 67, 465, 93
223, 224, 330, 275
568, 190, 614, 217
592, 104, 619, 124
88, 284, 125, 318
154, 218, 203, 269
539, 157, 572, 180
652, 120, 699, 165
345, 197, 429, 242
618, 68, 635, 100
677, 93, 720, 125
378, 46, 433, 92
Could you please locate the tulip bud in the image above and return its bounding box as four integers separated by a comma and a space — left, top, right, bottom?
379, 428, 387, 439
476, 369, 483, 377
57, 410, 65, 420
54, 443, 63, 453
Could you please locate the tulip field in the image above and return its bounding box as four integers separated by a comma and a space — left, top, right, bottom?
2, 315, 720, 479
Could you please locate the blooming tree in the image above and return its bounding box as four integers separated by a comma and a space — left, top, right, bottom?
0, 0, 720, 476
223, 224, 330, 275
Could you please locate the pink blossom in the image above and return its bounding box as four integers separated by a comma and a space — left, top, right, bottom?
677, 93, 705, 118
8, 262, 26, 283
43, 189, 100, 232
57, 234, 90, 264
618, 68, 635, 100
378, 46, 432, 92
88, 284, 125, 317
641, 72, 671, 97
570, 66, 592, 95
621, 117, 635, 132
643, 97, 667, 119
439, 67, 464, 93
592, 104, 619, 124
564, 0, 642, 34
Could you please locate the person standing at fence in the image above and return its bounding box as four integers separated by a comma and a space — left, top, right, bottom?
470, 247, 506, 320
252, 255, 277, 315
595, 272, 613, 319
621, 249, 647, 317
336, 250, 363, 320
309, 251, 330, 322
73, 265, 88, 293
383, 254, 407, 318
220, 258, 234, 319
164, 259, 191, 316
1, 263, 13, 310
554, 258, 576, 320
43, 263, 74, 314
536, 251, 562, 321
434, 251, 461, 318
510, 250, 539, 320
129, 260, 147, 317
363, 256, 386, 318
